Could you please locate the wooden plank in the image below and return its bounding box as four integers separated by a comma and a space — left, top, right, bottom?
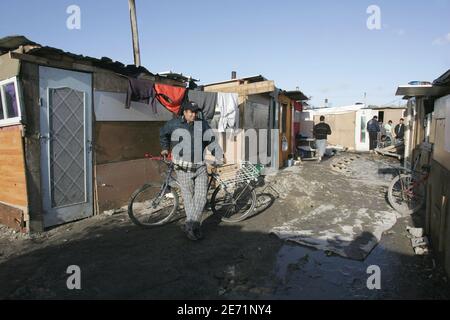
0, 125, 28, 208
426, 183, 432, 235
433, 119, 450, 172
0, 202, 25, 232
20, 62, 43, 232
204, 80, 275, 96
439, 196, 448, 252
10, 51, 97, 73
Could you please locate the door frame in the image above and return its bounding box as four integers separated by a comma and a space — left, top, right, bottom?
39, 66, 93, 227
355, 109, 378, 152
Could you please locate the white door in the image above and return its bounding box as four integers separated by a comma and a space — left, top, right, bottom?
355, 109, 378, 152
39, 66, 93, 227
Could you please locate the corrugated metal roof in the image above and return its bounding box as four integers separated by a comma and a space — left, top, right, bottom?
395, 84, 450, 97
0, 36, 187, 85
0, 35, 160, 79
0, 35, 38, 54
433, 69, 450, 87
282, 90, 309, 101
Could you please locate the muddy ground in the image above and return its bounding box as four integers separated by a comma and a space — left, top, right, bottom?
0, 152, 449, 299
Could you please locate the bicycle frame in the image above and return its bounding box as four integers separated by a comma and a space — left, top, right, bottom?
146, 157, 177, 208
400, 170, 429, 198
146, 155, 257, 213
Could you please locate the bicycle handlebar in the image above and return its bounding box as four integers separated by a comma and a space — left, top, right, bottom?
144, 153, 173, 166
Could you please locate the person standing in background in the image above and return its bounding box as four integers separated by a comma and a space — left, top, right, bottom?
313, 115, 332, 162
394, 118, 405, 142
367, 115, 380, 152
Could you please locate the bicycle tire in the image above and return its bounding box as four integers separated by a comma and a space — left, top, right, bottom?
210, 184, 257, 223
128, 183, 179, 227
387, 174, 425, 216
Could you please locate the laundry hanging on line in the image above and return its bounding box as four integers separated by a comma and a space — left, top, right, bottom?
187, 90, 217, 121
216, 92, 239, 132
154, 83, 187, 115
126, 77, 156, 111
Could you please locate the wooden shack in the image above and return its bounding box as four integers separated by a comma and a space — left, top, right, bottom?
396, 71, 450, 276
0, 36, 185, 232
203, 75, 308, 169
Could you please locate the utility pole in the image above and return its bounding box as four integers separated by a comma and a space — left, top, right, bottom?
128, 0, 141, 67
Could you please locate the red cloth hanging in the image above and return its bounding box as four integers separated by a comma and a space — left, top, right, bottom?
154, 83, 186, 114
293, 101, 303, 112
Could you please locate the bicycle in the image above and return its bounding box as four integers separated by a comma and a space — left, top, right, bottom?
127, 155, 261, 227
378, 134, 393, 149
387, 154, 430, 216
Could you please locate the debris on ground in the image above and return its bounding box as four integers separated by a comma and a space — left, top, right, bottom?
407, 226, 430, 255
374, 141, 405, 160
1, 153, 449, 299
407, 227, 424, 238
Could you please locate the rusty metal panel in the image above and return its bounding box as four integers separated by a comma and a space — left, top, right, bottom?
94, 121, 165, 165
95, 158, 165, 212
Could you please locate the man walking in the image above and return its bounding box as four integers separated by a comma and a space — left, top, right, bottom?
394, 118, 405, 142
313, 115, 332, 162
160, 101, 221, 241
367, 115, 380, 152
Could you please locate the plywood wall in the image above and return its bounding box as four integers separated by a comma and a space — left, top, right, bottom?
382, 109, 406, 124
428, 160, 450, 277
313, 112, 356, 150
433, 119, 450, 172
0, 125, 28, 207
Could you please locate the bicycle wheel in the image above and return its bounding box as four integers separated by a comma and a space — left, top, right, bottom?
128, 183, 179, 227
385, 135, 392, 147
387, 174, 425, 216
211, 183, 257, 223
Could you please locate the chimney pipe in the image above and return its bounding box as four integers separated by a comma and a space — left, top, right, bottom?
231, 71, 237, 79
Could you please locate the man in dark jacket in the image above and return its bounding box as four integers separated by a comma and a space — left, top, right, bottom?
366, 115, 380, 151
160, 101, 222, 241
313, 116, 332, 161
394, 118, 405, 141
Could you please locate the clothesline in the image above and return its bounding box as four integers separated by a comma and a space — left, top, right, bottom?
126, 77, 240, 132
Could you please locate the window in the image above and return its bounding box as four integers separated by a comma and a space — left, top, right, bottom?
360, 116, 366, 143
0, 77, 22, 126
